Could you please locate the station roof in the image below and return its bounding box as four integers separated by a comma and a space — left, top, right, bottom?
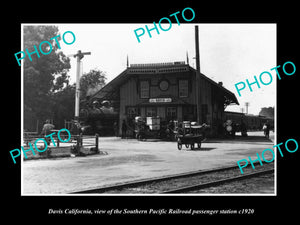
90, 62, 239, 106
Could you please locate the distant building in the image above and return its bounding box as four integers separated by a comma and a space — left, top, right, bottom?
90, 61, 239, 136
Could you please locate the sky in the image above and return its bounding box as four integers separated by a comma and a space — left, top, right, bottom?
52, 23, 276, 115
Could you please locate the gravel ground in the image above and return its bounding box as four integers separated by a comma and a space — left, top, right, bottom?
22, 132, 275, 194
98, 163, 274, 194
187, 173, 274, 194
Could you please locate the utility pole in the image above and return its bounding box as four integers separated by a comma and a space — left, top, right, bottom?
195, 26, 200, 73
195, 25, 201, 124
69, 50, 91, 120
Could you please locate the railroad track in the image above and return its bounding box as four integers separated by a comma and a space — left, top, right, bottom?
70, 162, 274, 194
163, 169, 274, 193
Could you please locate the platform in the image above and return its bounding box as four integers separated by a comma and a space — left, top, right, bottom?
22, 131, 275, 194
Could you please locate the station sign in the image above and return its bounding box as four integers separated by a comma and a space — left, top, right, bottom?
149, 98, 172, 103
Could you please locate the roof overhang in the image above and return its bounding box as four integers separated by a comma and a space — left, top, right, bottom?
90, 63, 239, 107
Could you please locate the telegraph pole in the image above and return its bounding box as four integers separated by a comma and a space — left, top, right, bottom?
195, 25, 201, 124
70, 50, 91, 120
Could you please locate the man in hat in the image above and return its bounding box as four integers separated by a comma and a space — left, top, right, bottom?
263, 121, 270, 138
41, 119, 55, 145
121, 119, 127, 139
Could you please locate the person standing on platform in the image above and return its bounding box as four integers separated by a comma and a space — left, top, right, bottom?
263, 121, 270, 138
113, 121, 118, 137
121, 119, 127, 139
240, 120, 248, 137
41, 119, 55, 145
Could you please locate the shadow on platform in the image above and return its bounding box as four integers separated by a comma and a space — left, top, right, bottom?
205, 135, 273, 143
195, 147, 216, 151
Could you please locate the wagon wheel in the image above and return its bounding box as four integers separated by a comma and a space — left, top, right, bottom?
177, 137, 182, 150
191, 143, 195, 150
197, 142, 201, 149
177, 142, 182, 150
185, 144, 190, 148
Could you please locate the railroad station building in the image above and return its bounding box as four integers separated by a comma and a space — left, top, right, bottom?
90, 61, 239, 136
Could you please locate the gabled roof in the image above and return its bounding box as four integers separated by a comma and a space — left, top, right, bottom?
188, 66, 239, 106
90, 69, 127, 100
90, 62, 239, 105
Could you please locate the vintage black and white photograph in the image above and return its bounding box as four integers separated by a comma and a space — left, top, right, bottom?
21, 23, 276, 195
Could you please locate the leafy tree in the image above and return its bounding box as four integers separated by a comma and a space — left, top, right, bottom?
259, 107, 274, 118
23, 25, 70, 131
52, 84, 76, 128
80, 68, 107, 100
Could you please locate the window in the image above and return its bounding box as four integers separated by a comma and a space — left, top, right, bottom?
166, 107, 177, 120
146, 107, 157, 117
140, 80, 149, 98
179, 79, 189, 97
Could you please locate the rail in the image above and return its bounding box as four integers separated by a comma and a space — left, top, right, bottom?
163, 169, 274, 194
70, 161, 274, 194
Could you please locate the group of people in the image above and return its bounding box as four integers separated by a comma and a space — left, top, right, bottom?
41, 118, 272, 142
114, 120, 128, 139
40, 120, 55, 145
40, 119, 84, 146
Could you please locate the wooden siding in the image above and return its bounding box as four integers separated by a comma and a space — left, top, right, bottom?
120, 71, 196, 106
118, 69, 227, 136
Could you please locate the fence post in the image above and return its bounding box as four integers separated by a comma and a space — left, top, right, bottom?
57, 134, 60, 147
76, 134, 81, 154
80, 133, 83, 146
95, 133, 99, 153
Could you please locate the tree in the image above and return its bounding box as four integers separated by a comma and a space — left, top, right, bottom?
52, 84, 76, 128
259, 107, 274, 118
80, 68, 107, 100
23, 25, 71, 131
